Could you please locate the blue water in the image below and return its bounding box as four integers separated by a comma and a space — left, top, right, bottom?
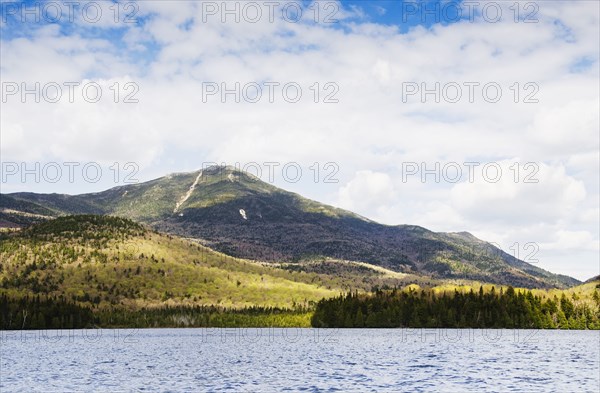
1, 329, 598, 392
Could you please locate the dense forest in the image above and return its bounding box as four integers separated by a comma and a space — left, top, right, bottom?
5, 285, 600, 330
0, 294, 311, 329
311, 286, 600, 329
0, 294, 95, 329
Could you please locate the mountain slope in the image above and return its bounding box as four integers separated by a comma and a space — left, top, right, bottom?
0, 215, 340, 309
2, 166, 579, 289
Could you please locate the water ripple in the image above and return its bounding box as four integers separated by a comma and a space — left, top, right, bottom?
1, 329, 598, 392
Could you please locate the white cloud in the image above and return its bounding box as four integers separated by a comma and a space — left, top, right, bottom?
528, 99, 600, 155
1, 0, 598, 279
543, 230, 599, 252
450, 161, 587, 225
337, 170, 395, 214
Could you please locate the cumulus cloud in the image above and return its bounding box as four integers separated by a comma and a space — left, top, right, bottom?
528, 99, 600, 155
337, 170, 395, 213
450, 161, 587, 225
1, 0, 598, 279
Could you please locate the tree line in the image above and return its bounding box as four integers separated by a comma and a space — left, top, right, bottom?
311, 286, 600, 329
4, 286, 600, 330
0, 294, 311, 329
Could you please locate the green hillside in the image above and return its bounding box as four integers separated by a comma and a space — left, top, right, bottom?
0, 215, 430, 311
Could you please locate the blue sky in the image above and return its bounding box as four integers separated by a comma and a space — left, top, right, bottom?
0, 0, 469, 94
1, 0, 599, 280
1, 1, 469, 29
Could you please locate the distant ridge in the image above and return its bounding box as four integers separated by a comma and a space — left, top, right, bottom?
585, 275, 600, 284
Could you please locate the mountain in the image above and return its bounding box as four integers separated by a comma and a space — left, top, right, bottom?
0, 215, 432, 310
1, 165, 579, 289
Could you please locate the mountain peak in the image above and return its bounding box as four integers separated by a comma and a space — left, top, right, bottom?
168, 165, 270, 189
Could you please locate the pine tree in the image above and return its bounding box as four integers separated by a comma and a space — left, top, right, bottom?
355, 309, 364, 327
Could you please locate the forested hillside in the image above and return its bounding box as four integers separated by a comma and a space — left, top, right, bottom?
0, 215, 422, 329
1, 215, 596, 330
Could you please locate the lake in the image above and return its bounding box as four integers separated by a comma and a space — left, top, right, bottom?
1, 329, 598, 392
